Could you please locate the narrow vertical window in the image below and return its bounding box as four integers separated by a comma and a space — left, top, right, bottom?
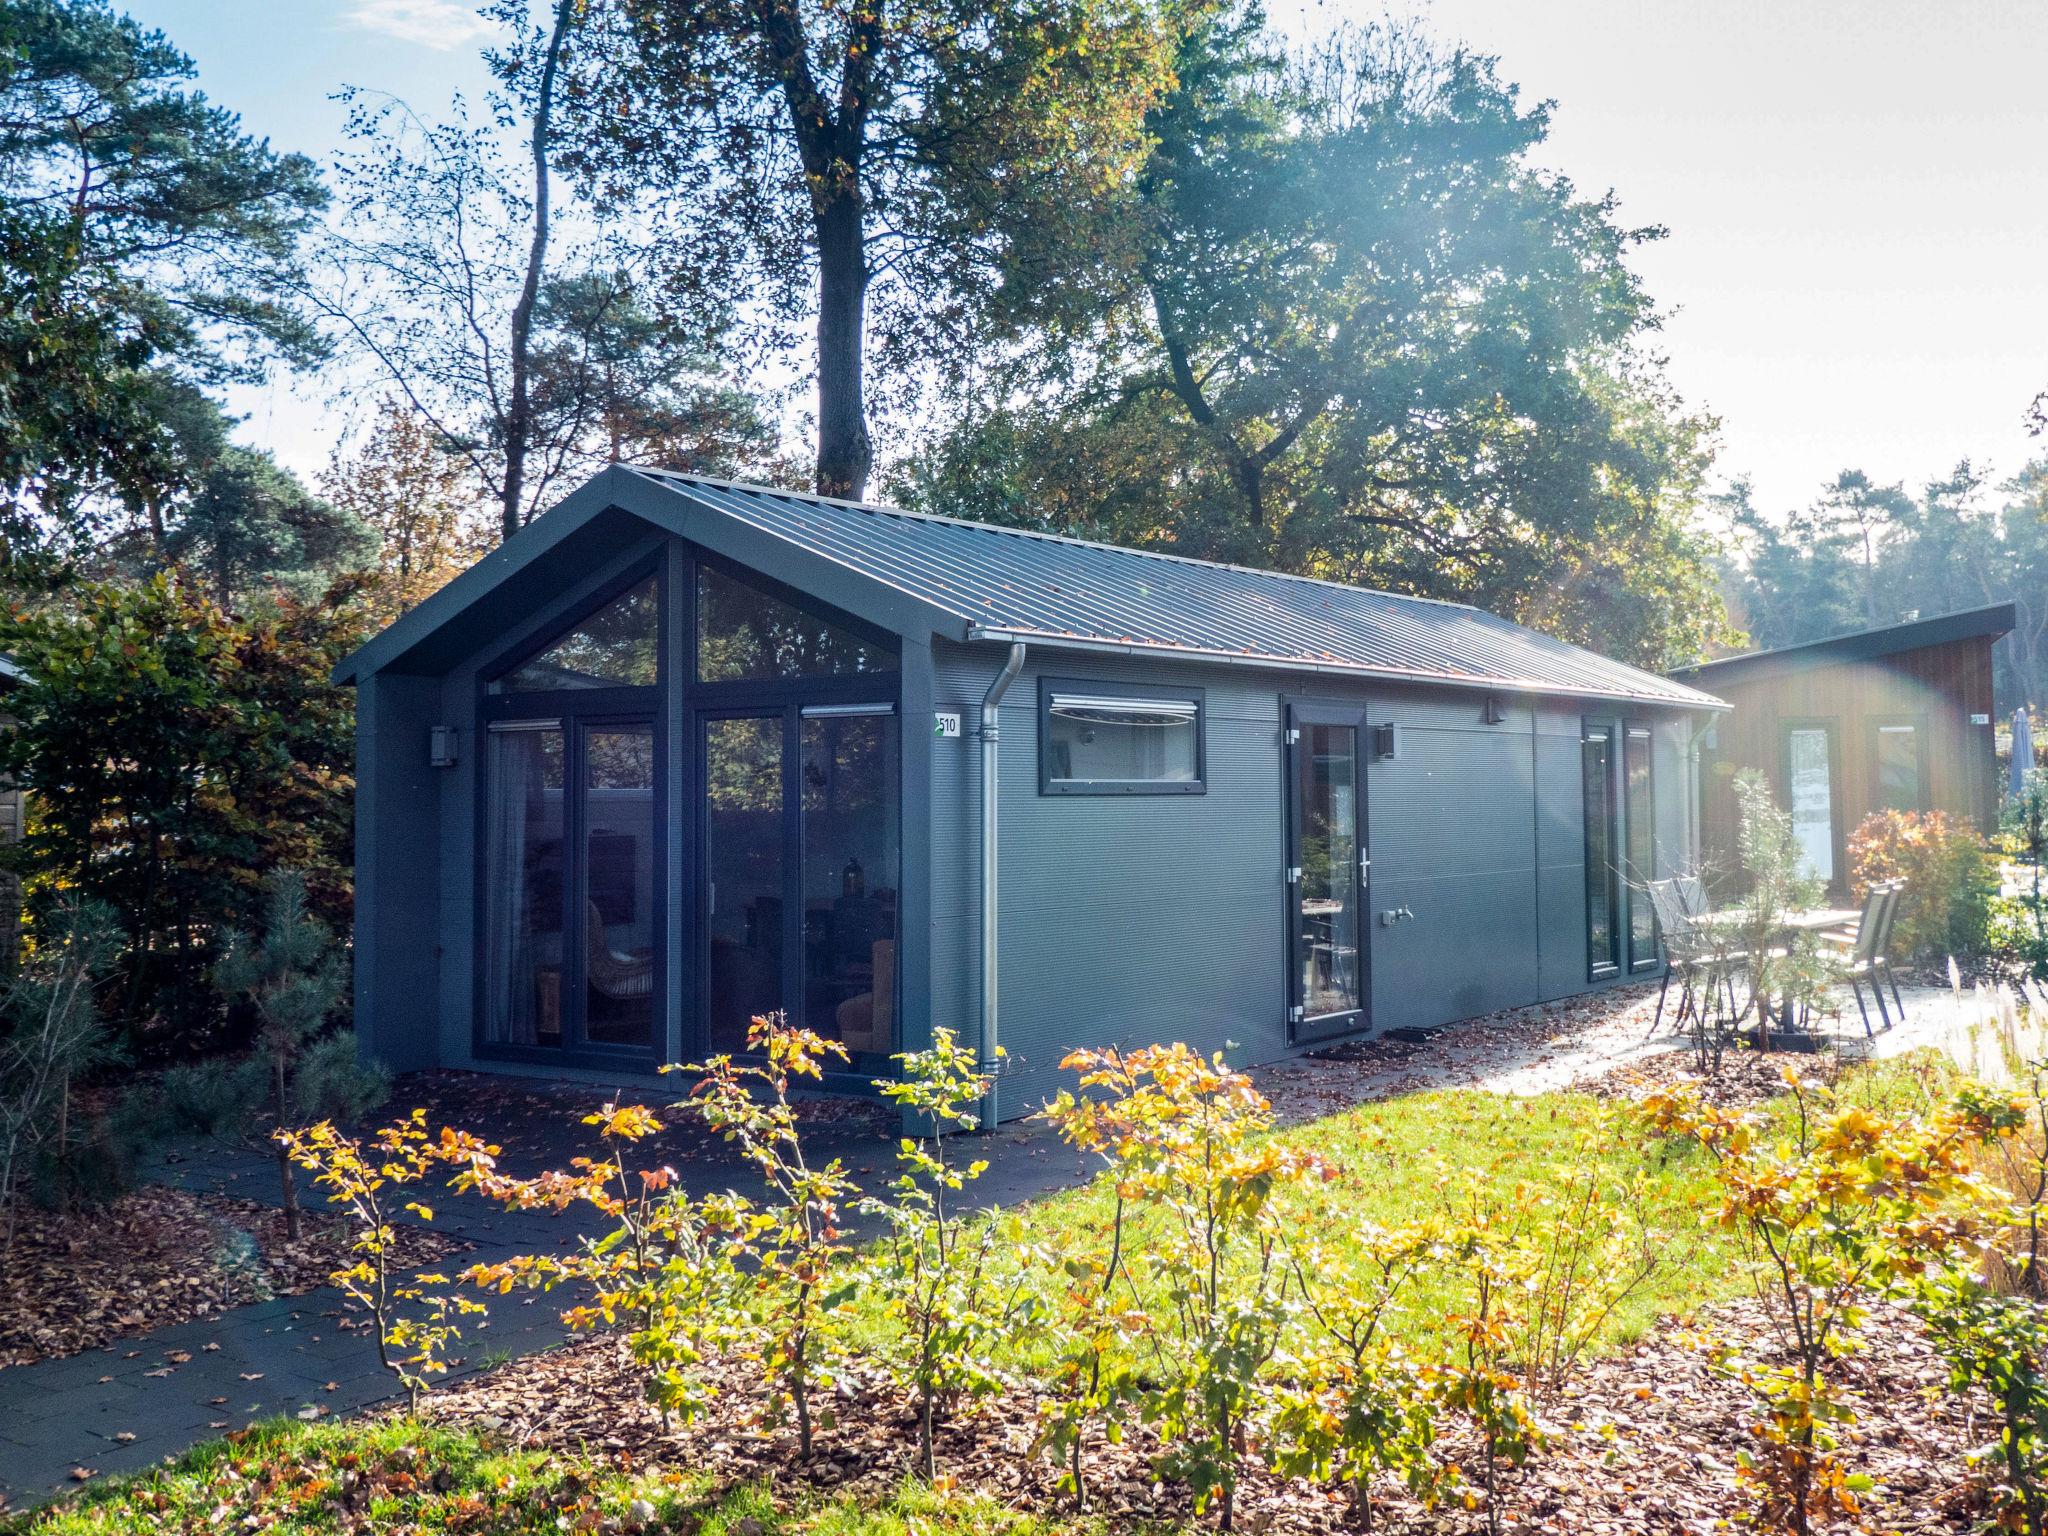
1625, 723, 1658, 973
1872, 721, 1925, 812
483, 723, 566, 1046
1584, 722, 1620, 978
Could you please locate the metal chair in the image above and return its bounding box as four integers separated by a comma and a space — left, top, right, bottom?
1824, 883, 1895, 1037
1870, 880, 1907, 1022
1646, 878, 1725, 1037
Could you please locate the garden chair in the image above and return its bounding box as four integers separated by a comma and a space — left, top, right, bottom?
1870, 880, 1907, 1021
1822, 882, 1895, 1037
1646, 878, 1724, 1038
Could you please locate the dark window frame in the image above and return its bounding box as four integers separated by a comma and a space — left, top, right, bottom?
473, 556, 668, 1071
1583, 719, 1622, 981
1623, 721, 1660, 975
690, 546, 900, 696
481, 559, 665, 703
1036, 676, 1207, 796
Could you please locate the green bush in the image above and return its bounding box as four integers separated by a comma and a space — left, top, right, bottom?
1848, 809, 1995, 962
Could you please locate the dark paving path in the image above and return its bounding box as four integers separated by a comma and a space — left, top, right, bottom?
0, 1072, 1098, 1510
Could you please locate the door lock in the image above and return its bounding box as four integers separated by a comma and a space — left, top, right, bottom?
1379, 906, 1415, 927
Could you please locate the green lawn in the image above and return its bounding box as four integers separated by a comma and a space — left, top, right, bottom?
7, 1419, 1094, 1536
7, 1055, 1955, 1534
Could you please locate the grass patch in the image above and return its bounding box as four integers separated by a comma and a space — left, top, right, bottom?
4, 1418, 1105, 1535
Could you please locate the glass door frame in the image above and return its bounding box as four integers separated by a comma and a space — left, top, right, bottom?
473, 558, 668, 1070
677, 543, 905, 1071
1282, 695, 1372, 1044
692, 698, 902, 1072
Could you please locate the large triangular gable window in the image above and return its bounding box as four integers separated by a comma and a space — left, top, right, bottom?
695, 563, 892, 682
492, 577, 659, 694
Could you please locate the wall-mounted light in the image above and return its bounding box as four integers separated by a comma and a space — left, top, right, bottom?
429, 725, 458, 768
1373, 722, 1400, 760
1483, 694, 1507, 725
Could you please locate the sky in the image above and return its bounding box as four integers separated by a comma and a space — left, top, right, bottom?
147, 0, 2048, 517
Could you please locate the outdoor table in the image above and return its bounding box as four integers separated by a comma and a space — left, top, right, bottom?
1697, 906, 1863, 1032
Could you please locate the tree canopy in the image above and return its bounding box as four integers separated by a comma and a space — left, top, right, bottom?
0, 0, 326, 551
552, 0, 1186, 498
891, 18, 1728, 668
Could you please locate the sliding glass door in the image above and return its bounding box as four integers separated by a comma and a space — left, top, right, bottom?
481, 714, 661, 1056
699, 703, 900, 1062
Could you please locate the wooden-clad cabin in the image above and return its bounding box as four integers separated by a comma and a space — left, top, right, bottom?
1670, 603, 2015, 896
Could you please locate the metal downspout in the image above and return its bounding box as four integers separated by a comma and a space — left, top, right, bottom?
978, 642, 1027, 1129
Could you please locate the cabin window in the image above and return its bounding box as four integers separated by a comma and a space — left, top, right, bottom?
1038, 679, 1205, 794
1782, 721, 1838, 884
1583, 722, 1620, 978
1624, 724, 1659, 973
1584, 716, 1660, 980
696, 563, 891, 683
491, 576, 659, 693
1871, 718, 1928, 813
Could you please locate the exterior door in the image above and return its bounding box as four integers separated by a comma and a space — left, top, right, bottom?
1781, 720, 1839, 887
1286, 699, 1370, 1041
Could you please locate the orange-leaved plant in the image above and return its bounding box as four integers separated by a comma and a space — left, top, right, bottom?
1043, 1043, 1333, 1533
276, 1110, 492, 1411
676, 1012, 860, 1461
1647, 1069, 1986, 1535
455, 1100, 760, 1431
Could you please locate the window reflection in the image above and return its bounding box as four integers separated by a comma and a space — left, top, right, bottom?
483, 726, 565, 1045
696, 564, 891, 682
705, 715, 784, 1053
1625, 725, 1656, 971
583, 727, 656, 1047
801, 711, 899, 1055
493, 577, 659, 693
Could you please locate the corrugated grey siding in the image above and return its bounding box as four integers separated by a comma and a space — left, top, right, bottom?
929, 640, 1699, 1120
932, 641, 1290, 1118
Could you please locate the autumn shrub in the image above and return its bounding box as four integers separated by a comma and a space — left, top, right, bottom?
1848, 807, 1995, 962
1270, 1221, 1442, 1531
1042, 1043, 1331, 1532
0, 575, 365, 1049
678, 1013, 862, 1460
278, 1111, 489, 1410
1431, 1172, 1546, 1536
859, 1027, 1015, 1481
1648, 1070, 1983, 1535
456, 1100, 760, 1430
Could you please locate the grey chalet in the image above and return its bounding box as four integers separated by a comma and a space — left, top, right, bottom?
336, 468, 1726, 1121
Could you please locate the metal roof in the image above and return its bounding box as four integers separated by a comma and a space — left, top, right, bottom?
336, 466, 1725, 709
1669, 602, 2016, 690
627, 470, 1724, 709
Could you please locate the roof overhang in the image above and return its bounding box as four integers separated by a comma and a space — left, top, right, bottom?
1669, 602, 2017, 691
966, 625, 1729, 711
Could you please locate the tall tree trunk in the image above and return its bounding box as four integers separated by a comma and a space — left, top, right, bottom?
813, 187, 872, 500
501, 0, 576, 542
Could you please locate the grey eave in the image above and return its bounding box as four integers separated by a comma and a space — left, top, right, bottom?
335, 466, 1729, 712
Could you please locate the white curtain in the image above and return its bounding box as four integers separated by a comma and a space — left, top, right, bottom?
483, 729, 542, 1044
